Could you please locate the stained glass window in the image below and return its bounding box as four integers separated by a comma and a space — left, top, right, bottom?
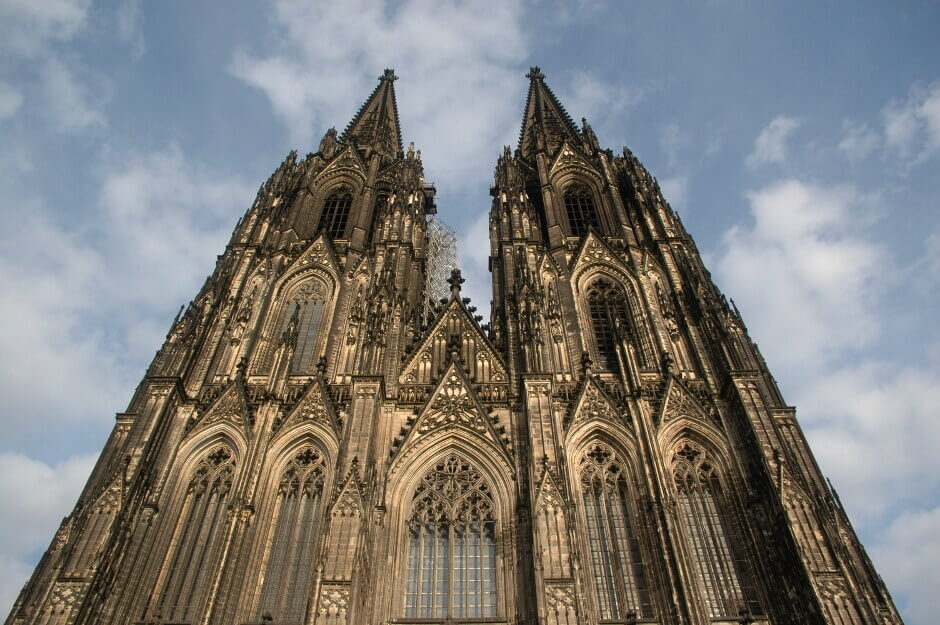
672, 442, 762, 618
155, 447, 234, 622
564, 183, 599, 237
256, 447, 325, 622
404, 455, 498, 619
319, 188, 352, 239
580, 444, 651, 620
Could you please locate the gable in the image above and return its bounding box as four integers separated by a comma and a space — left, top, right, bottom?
565, 377, 629, 431
186, 382, 252, 436
390, 362, 513, 466
399, 298, 507, 387
272, 377, 341, 440
314, 144, 367, 185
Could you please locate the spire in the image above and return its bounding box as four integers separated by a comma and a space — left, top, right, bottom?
341, 68, 404, 159
518, 66, 581, 159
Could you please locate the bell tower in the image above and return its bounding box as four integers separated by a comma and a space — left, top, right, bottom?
488, 67, 903, 625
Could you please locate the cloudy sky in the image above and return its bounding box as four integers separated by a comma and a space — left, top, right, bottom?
0, 1, 937, 622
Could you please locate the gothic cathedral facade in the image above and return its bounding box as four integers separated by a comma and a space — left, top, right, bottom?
7, 69, 903, 625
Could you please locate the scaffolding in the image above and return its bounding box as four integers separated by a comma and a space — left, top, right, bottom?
425, 216, 458, 320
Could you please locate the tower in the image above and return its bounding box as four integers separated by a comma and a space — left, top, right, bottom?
5, 69, 902, 625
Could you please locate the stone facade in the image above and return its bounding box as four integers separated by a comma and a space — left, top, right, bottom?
5, 68, 903, 625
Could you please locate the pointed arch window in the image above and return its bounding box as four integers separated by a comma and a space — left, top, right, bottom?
155, 446, 235, 622
587, 279, 630, 373
564, 183, 599, 237
256, 447, 326, 622
403, 455, 499, 619
319, 187, 353, 239
281, 280, 327, 374
580, 444, 651, 620
672, 443, 762, 618
367, 193, 388, 248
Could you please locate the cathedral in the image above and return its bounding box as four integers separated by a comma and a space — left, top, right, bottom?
6, 68, 903, 625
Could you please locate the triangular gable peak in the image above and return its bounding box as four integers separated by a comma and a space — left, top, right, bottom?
314, 144, 368, 186
272, 376, 341, 438
518, 67, 582, 161
399, 296, 507, 387
331, 459, 364, 518
548, 139, 602, 181
565, 376, 628, 431
390, 362, 512, 465
534, 463, 567, 511
570, 230, 631, 275
187, 381, 252, 435
282, 233, 341, 281
341, 69, 403, 161
658, 377, 710, 426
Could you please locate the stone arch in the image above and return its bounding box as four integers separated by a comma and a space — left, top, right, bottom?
658, 427, 765, 619
145, 439, 239, 622
572, 264, 656, 371
242, 432, 336, 622
252, 268, 338, 376
565, 430, 655, 620
383, 432, 516, 621
552, 171, 608, 237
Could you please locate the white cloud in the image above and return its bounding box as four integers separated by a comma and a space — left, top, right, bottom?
41, 57, 106, 131
230, 0, 529, 192
871, 506, 940, 625
0, 452, 96, 610
800, 359, 940, 523
659, 121, 685, 169
717, 179, 885, 376
0, 146, 253, 447
838, 119, 879, 162
882, 82, 940, 161
659, 175, 688, 210
555, 70, 643, 139
0, 81, 23, 119
116, 0, 145, 59
0, 0, 90, 56
746, 115, 801, 168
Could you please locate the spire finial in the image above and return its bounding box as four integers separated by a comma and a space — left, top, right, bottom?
381, 68, 398, 82
526, 66, 545, 81
447, 268, 465, 296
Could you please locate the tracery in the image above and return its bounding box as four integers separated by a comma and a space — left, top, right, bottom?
403, 454, 498, 619
255, 447, 326, 622
154, 446, 235, 622
580, 443, 651, 620
564, 183, 599, 237
319, 187, 353, 239
671, 442, 761, 618
282, 279, 327, 374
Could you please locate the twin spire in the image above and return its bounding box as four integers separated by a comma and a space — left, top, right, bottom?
341, 68, 404, 159
339, 66, 584, 162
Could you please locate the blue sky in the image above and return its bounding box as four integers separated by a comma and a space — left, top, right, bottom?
0, 1, 937, 622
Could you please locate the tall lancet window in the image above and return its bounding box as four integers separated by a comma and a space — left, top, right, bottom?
404, 455, 499, 619
256, 447, 325, 622
564, 183, 599, 236
672, 442, 762, 618
586, 279, 630, 373
155, 446, 235, 622
319, 187, 353, 239
282, 280, 327, 374
580, 444, 651, 620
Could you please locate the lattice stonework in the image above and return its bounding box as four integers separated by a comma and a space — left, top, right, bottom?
671, 442, 762, 618
579, 443, 652, 619
255, 447, 326, 622
404, 454, 499, 619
